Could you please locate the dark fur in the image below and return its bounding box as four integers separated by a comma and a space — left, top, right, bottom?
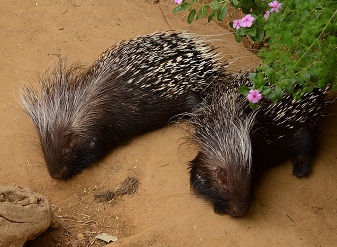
21, 32, 228, 179
189, 73, 334, 217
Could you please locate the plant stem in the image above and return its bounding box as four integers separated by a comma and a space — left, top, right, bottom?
295, 9, 337, 67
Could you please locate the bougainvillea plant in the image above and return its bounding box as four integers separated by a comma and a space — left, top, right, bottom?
174, 0, 337, 106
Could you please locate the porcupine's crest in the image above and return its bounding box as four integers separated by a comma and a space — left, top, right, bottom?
260, 88, 334, 130
20, 61, 144, 179
20, 62, 98, 178
189, 73, 257, 216
87, 31, 226, 97
191, 82, 255, 172
211, 70, 334, 132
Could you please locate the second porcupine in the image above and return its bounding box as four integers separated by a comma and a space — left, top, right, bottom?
20, 31, 229, 180
189, 72, 336, 217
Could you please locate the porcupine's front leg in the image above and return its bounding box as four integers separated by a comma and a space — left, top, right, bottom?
291, 126, 319, 177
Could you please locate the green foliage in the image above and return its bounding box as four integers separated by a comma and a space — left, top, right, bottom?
173, 0, 337, 103
257, 0, 337, 100
175, 0, 231, 23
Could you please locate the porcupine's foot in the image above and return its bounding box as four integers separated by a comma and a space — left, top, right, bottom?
291, 126, 318, 178
292, 153, 312, 177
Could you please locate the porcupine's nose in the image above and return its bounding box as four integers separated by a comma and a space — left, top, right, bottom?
47, 165, 71, 180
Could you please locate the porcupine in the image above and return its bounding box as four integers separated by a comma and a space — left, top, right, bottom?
20, 31, 230, 180
189, 72, 335, 217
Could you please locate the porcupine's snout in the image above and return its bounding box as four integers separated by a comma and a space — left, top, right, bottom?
190, 152, 251, 217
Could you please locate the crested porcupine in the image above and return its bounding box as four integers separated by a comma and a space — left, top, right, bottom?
189, 72, 336, 217
20, 31, 230, 180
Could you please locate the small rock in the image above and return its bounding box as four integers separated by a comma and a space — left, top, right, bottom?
95, 232, 118, 243
0, 185, 51, 247
70, 239, 87, 247
77, 233, 85, 240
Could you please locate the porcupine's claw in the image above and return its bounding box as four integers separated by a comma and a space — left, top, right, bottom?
292, 154, 312, 177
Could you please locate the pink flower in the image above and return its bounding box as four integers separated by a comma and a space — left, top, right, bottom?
268, 1, 282, 13
247, 89, 262, 103
264, 10, 271, 20
240, 14, 255, 28
174, 0, 182, 4
233, 19, 241, 30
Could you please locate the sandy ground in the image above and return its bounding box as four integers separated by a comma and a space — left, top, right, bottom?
0, 0, 336, 246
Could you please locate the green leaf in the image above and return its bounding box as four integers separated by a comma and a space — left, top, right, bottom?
266, 90, 277, 101
254, 28, 265, 43
257, 85, 264, 92
173, 5, 183, 14
332, 76, 337, 90
249, 102, 259, 109
242, 0, 252, 10
235, 32, 243, 42
298, 71, 310, 81
187, 9, 196, 24
317, 79, 327, 89
241, 7, 251, 14
236, 27, 250, 36
248, 72, 257, 81
332, 84, 337, 91
173, 2, 190, 13
293, 93, 302, 101
216, 4, 227, 21
274, 85, 283, 99
238, 85, 251, 96
231, 0, 240, 7
180, 2, 191, 10
208, 9, 217, 22
285, 84, 295, 95
249, 28, 257, 37
209, 0, 220, 10
197, 5, 208, 19
264, 65, 274, 77
253, 71, 266, 87
261, 86, 272, 95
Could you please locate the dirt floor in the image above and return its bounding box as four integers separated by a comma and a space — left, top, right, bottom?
0, 0, 336, 246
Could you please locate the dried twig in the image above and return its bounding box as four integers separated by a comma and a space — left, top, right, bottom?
283, 211, 295, 223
